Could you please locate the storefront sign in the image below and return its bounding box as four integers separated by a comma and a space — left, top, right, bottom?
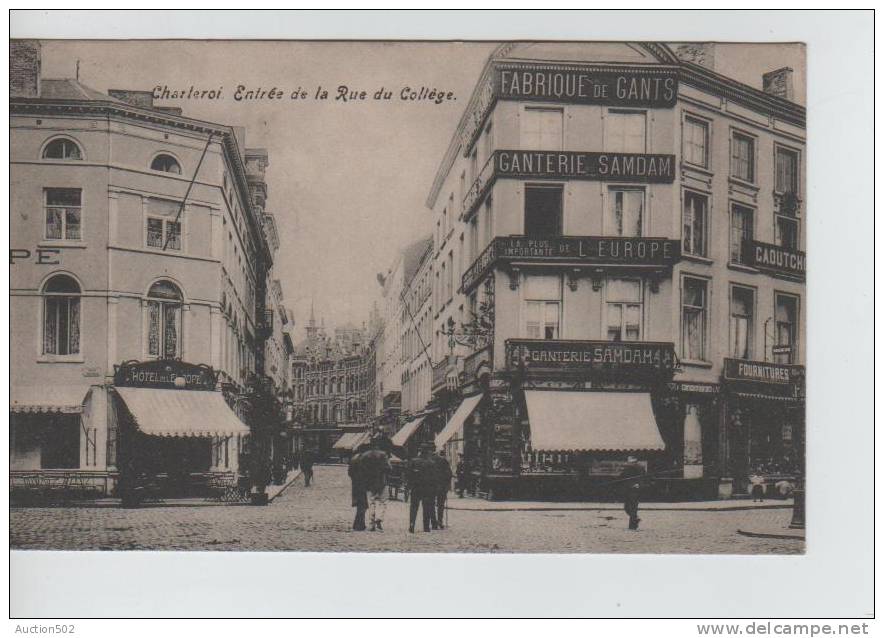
462, 235, 681, 292
723, 359, 802, 385
460, 63, 679, 152
497, 150, 675, 182
667, 381, 720, 394
589, 459, 648, 476
743, 240, 806, 279
113, 360, 217, 391
507, 339, 677, 374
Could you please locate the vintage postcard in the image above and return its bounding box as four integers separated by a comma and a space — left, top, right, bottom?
10, 38, 807, 555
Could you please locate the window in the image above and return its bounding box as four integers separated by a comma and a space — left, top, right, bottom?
682, 277, 708, 361
44, 188, 82, 240
775, 147, 799, 194
607, 111, 646, 153
521, 107, 563, 150
775, 293, 799, 364
146, 198, 182, 251
730, 131, 755, 182
469, 216, 479, 263
524, 275, 561, 340
42, 137, 82, 160
683, 116, 709, 167
42, 274, 81, 356
524, 185, 563, 236
606, 278, 642, 341
151, 154, 182, 174
146, 281, 183, 359
607, 188, 644, 237
730, 203, 754, 264
482, 196, 494, 246
775, 215, 800, 251
730, 286, 755, 359
683, 191, 708, 257
447, 251, 454, 301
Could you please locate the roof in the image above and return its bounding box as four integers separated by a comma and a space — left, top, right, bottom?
402, 235, 433, 289
41, 78, 127, 102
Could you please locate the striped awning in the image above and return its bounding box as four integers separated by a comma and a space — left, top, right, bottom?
11, 385, 91, 414
391, 416, 425, 447
334, 431, 370, 451
435, 394, 483, 451
114, 387, 250, 438
524, 391, 665, 452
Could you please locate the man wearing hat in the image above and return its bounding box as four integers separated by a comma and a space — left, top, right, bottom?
618, 456, 646, 531
431, 450, 454, 529
406, 443, 438, 533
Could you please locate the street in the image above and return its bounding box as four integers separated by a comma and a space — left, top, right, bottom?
10, 465, 802, 554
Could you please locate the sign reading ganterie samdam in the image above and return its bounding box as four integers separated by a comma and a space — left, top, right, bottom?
497, 151, 675, 182
114, 359, 217, 390
507, 339, 676, 374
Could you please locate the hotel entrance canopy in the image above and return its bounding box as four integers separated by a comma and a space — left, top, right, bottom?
435, 394, 483, 451
11, 385, 92, 414
524, 391, 664, 452
114, 387, 250, 438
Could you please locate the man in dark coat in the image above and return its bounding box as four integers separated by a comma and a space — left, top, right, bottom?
619, 456, 646, 531
300, 448, 315, 487
406, 444, 438, 533
431, 450, 454, 528
348, 451, 369, 531
455, 454, 467, 498
359, 439, 392, 531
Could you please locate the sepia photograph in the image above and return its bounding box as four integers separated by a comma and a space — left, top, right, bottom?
8, 35, 811, 557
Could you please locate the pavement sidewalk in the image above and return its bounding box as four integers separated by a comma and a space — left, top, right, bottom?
446, 497, 794, 513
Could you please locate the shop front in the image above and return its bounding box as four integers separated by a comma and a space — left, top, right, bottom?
720, 358, 805, 497
452, 339, 678, 500
111, 360, 250, 503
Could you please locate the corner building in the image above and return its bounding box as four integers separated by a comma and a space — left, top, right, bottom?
426, 43, 805, 500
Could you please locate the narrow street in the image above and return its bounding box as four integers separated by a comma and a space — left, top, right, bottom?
11, 465, 801, 554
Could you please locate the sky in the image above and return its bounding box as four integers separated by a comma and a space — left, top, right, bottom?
40, 40, 804, 341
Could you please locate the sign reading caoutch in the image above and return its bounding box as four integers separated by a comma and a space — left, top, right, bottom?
743, 240, 806, 280
460, 63, 678, 151
507, 339, 677, 374
114, 360, 217, 391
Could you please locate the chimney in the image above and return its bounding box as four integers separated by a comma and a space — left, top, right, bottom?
107, 89, 155, 109
675, 42, 715, 70
10, 40, 41, 97
762, 67, 794, 101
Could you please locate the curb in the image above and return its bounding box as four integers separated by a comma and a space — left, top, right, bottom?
267, 469, 302, 503
446, 504, 793, 513
737, 528, 805, 541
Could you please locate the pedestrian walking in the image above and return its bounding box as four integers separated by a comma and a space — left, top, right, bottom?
431, 450, 454, 528
619, 456, 645, 531
300, 448, 316, 487
348, 451, 368, 531
360, 438, 392, 532
455, 453, 467, 498
406, 443, 438, 533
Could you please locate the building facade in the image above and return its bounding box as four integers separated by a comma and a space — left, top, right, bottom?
9, 40, 286, 498
424, 42, 805, 499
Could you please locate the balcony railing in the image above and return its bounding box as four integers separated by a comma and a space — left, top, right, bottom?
462, 235, 682, 293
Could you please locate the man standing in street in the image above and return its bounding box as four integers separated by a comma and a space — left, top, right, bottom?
455, 453, 467, 498
406, 443, 437, 533
348, 451, 369, 531
360, 437, 392, 532
431, 450, 454, 528
619, 456, 646, 531
300, 448, 315, 487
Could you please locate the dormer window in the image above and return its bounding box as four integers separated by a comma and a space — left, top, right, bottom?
151, 154, 182, 174
42, 137, 83, 160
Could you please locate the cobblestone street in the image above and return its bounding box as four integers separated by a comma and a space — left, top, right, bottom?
10, 465, 803, 554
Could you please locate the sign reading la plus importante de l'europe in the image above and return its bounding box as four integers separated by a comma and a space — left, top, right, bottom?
462, 235, 681, 292
460, 62, 678, 151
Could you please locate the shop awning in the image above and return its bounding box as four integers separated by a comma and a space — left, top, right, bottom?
114, 387, 250, 438
391, 416, 425, 447
435, 394, 483, 451
334, 431, 371, 451
11, 385, 91, 414
732, 391, 801, 403
524, 391, 665, 452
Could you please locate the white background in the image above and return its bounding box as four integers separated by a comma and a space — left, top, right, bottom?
4, 8, 876, 624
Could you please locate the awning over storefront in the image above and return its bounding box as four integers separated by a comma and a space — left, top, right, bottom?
334, 431, 370, 451
391, 416, 425, 447
524, 391, 665, 452
114, 387, 250, 438
435, 394, 483, 451
11, 385, 91, 414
